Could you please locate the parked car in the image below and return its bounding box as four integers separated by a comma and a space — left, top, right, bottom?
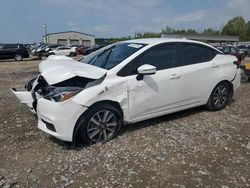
12, 38, 241, 144
31, 44, 48, 57
237, 45, 248, 57
84, 45, 104, 55
69, 45, 87, 55
0, 44, 29, 61
44, 44, 62, 53
215, 45, 243, 63
247, 45, 250, 57
48, 46, 77, 56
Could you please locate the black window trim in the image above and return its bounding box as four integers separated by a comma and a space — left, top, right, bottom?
117, 41, 220, 77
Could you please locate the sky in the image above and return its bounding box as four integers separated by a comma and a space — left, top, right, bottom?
0, 0, 250, 43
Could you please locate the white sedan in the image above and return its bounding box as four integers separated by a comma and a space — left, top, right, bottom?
12, 38, 241, 144
48, 46, 77, 56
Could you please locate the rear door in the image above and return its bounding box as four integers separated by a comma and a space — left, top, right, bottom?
176, 43, 219, 106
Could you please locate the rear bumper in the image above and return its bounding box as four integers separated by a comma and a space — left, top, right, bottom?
232, 68, 241, 91
37, 98, 88, 142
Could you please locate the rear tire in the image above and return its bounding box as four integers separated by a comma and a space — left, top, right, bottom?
206, 82, 231, 111
14, 54, 23, 61
77, 103, 122, 144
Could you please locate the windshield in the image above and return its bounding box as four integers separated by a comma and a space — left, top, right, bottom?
80, 43, 146, 70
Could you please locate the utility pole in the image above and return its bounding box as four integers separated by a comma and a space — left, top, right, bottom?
43, 24, 47, 43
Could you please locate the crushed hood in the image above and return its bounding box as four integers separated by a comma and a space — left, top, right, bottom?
39, 55, 107, 85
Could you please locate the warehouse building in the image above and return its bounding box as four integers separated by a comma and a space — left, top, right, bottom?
43, 31, 95, 47
161, 33, 239, 44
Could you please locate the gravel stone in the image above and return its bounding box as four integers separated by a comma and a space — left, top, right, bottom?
0, 57, 250, 187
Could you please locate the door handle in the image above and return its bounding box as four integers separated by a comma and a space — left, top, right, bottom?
170, 74, 181, 79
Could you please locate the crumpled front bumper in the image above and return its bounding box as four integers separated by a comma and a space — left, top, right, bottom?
37, 98, 88, 142
11, 88, 36, 113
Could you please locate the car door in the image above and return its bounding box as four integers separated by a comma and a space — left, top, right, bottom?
1, 44, 15, 59
175, 43, 219, 106
0, 45, 6, 59
119, 43, 182, 121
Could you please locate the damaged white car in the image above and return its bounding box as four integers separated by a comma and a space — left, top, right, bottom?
12, 38, 241, 144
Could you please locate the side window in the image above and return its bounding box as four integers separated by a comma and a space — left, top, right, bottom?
223, 47, 230, 54
117, 44, 176, 76
3, 44, 17, 49
177, 43, 216, 66
140, 44, 176, 71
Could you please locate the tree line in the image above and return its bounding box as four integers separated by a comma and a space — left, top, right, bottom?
96, 16, 250, 45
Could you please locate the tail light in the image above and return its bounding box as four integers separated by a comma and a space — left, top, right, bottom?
233, 61, 240, 66
233, 60, 241, 69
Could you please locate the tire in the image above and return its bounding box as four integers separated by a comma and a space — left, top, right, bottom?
77, 103, 122, 144
206, 82, 231, 111
14, 54, 23, 61
48, 53, 55, 56
69, 52, 74, 57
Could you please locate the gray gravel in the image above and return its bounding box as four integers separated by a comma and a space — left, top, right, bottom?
0, 58, 250, 187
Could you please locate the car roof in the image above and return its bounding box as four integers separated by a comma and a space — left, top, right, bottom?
122, 38, 204, 45
120, 38, 220, 52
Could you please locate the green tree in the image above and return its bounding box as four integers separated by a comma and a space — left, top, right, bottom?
202, 28, 220, 35
246, 21, 250, 40
161, 26, 174, 33
222, 16, 247, 41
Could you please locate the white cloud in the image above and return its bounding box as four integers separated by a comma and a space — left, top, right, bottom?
67, 22, 80, 31
174, 10, 205, 22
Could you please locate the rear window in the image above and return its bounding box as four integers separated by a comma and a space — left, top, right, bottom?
177, 43, 216, 66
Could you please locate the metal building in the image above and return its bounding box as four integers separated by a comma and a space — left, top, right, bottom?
161, 33, 239, 44
43, 31, 95, 47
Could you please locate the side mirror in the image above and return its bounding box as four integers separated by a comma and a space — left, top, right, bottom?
136, 64, 156, 80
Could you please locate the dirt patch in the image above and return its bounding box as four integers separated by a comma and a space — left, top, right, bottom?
0, 58, 250, 187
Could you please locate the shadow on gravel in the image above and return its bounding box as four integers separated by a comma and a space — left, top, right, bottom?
0, 57, 39, 62
35, 83, 243, 150
118, 106, 206, 135
50, 106, 207, 150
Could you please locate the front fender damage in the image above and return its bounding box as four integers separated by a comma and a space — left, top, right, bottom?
73, 80, 129, 122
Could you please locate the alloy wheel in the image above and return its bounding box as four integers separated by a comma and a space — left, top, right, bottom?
212, 84, 229, 108
15, 55, 22, 61
86, 110, 118, 143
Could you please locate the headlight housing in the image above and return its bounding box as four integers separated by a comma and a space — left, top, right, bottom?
44, 87, 82, 102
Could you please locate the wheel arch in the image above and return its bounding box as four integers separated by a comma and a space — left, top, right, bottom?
72, 100, 124, 144
206, 79, 234, 104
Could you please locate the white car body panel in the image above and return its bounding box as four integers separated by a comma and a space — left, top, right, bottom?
37, 98, 87, 141
39, 57, 107, 85
50, 47, 76, 56
12, 38, 241, 142
11, 89, 33, 109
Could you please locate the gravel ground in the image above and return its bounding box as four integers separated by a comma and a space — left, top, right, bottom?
0, 57, 250, 188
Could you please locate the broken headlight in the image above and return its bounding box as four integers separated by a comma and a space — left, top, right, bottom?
44, 87, 82, 102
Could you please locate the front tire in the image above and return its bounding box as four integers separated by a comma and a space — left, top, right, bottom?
206, 82, 231, 111
77, 103, 122, 144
